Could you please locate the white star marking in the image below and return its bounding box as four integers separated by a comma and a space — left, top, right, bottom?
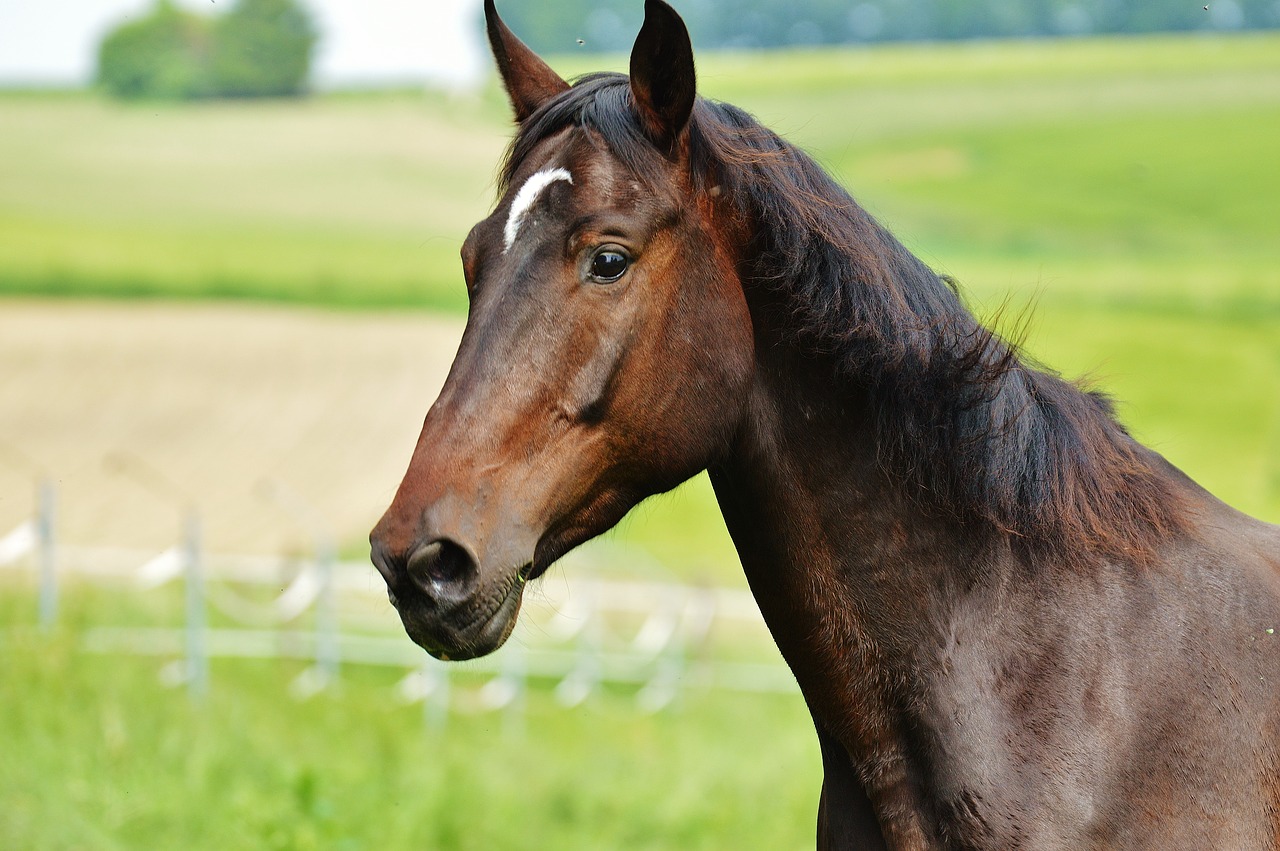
503, 167, 574, 253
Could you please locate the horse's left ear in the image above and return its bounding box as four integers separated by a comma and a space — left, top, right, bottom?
485, 0, 570, 123
629, 0, 696, 154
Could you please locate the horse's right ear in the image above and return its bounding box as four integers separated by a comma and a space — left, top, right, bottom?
485, 0, 570, 123
629, 0, 696, 154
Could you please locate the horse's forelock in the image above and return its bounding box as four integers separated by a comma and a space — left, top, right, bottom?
501, 74, 663, 195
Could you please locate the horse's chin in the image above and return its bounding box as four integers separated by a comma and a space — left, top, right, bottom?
393, 576, 525, 662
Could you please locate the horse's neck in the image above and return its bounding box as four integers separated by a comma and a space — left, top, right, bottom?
711, 341, 989, 666
707, 342, 996, 827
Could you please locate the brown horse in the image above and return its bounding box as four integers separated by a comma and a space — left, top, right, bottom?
370, 1, 1280, 846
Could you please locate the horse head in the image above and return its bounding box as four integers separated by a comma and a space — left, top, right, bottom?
369, 0, 752, 660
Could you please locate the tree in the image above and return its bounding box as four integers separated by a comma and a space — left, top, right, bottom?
96, 1, 211, 100
210, 0, 318, 98
96, 0, 317, 100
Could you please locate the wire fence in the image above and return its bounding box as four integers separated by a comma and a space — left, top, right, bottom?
0, 479, 796, 728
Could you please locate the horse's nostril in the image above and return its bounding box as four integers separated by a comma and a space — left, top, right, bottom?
407, 539, 477, 597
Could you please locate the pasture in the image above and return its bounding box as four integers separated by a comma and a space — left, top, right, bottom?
1, 586, 817, 851
1, 31, 1278, 849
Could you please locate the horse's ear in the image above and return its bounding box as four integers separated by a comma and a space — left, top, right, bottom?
629, 0, 696, 153
484, 0, 570, 123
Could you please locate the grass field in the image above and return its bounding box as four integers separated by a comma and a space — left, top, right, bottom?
0, 589, 818, 851
4, 35, 1279, 313
2, 31, 1279, 849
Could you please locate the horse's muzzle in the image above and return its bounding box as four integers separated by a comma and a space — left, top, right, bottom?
370, 534, 527, 661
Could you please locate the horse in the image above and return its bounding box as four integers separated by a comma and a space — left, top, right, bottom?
370, 1, 1280, 846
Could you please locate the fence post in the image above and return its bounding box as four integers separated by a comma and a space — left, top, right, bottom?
183, 508, 207, 700
36, 477, 57, 631
256, 478, 339, 689
315, 537, 339, 684
555, 584, 601, 707
502, 640, 527, 739
423, 658, 450, 732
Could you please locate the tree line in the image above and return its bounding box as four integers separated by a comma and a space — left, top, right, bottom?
98, 0, 1276, 100
501, 0, 1277, 53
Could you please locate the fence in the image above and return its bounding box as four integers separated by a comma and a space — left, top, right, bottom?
0, 481, 796, 727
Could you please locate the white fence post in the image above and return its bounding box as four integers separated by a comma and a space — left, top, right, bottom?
502, 641, 527, 738
37, 477, 57, 631
424, 659, 450, 731
256, 478, 339, 692
183, 508, 207, 700
315, 538, 339, 684
555, 583, 601, 707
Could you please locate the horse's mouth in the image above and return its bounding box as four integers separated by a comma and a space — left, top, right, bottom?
393, 570, 526, 661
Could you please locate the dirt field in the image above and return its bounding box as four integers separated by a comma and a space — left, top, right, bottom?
0, 300, 464, 556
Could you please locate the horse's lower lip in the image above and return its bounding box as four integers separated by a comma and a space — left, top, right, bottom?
395, 576, 525, 661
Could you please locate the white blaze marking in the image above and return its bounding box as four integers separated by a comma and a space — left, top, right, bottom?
504, 167, 573, 252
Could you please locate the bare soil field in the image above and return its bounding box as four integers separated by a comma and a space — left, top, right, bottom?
0, 301, 463, 556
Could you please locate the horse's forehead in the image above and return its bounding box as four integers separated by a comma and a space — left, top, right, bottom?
499, 132, 654, 249
503, 166, 574, 253
509, 133, 634, 199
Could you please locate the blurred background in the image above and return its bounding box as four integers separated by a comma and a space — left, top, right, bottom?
1, 1, 1277, 848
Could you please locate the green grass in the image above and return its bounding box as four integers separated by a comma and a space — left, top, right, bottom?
0, 587, 818, 851
0, 94, 507, 310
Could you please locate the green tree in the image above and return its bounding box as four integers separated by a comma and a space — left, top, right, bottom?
96, 1, 211, 100
97, 0, 317, 101
210, 0, 318, 98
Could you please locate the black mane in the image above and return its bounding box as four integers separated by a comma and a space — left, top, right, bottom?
503, 73, 1186, 565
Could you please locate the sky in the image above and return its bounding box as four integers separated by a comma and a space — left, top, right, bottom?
0, 0, 488, 90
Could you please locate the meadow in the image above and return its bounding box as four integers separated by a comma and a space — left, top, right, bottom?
2, 31, 1279, 849
0, 589, 816, 850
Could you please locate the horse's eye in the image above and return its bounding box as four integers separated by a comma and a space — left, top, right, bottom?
588, 249, 629, 283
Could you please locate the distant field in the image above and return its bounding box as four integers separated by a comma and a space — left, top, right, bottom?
2, 34, 1278, 312
0, 91, 504, 312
